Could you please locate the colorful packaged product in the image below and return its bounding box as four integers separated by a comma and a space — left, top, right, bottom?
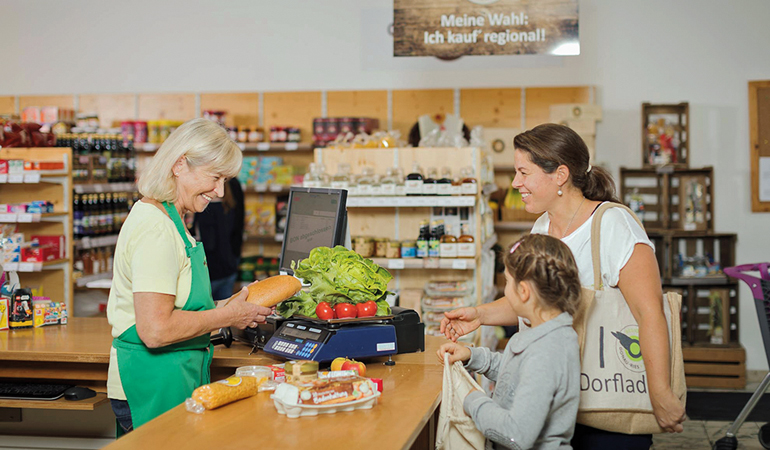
0, 298, 9, 331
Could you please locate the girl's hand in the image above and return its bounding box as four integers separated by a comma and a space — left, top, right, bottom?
652, 390, 686, 433
439, 307, 481, 342
437, 342, 472, 365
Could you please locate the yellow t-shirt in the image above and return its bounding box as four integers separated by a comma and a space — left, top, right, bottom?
106, 201, 198, 400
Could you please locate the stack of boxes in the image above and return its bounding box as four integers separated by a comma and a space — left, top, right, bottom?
238, 156, 298, 189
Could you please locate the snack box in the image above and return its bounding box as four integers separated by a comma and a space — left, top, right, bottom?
31, 235, 65, 259
0, 298, 9, 331
267, 364, 286, 383
21, 244, 59, 263
0, 160, 7, 174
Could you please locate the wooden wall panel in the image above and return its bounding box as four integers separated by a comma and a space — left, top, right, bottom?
263, 91, 322, 144
137, 93, 196, 121
78, 94, 135, 128
460, 88, 522, 128
200, 93, 259, 128
19, 95, 74, 110
327, 90, 388, 132
392, 89, 454, 142
524, 86, 594, 128
0, 97, 15, 115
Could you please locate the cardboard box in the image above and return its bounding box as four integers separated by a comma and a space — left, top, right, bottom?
31, 235, 65, 259
21, 244, 58, 262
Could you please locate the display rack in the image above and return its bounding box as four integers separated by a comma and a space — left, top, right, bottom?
315, 147, 497, 340
0, 147, 73, 309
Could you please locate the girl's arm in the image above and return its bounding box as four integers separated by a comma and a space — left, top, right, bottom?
618, 244, 686, 433
440, 298, 519, 341
464, 351, 563, 449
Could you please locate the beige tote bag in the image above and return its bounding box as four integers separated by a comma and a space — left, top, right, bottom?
572, 203, 687, 434
436, 353, 486, 450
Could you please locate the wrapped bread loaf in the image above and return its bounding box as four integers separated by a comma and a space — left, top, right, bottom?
191, 376, 259, 410
224, 275, 302, 307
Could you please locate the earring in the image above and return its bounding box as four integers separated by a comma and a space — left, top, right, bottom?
557, 188, 563, 196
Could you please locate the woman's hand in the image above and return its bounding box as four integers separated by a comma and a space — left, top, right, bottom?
652, 390, 686, 433
437, 342, 472, 365
439, 307, 481, 342
225, 287, 272, 329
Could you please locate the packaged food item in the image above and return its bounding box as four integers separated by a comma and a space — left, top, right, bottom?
401, 240, 416, 258
268, 364, 286, 383
353, 236, 375, 258
274, 375, 377, 406
424, 280, 473, 297
9, 288, 33, 329
285, 360, 319, 383
185, 376, 259, 413
374, 238, 388, 258
235, 365, 273, 382
0, 298, 8, 331
385, 240, 401, 259
33, 299, 47, 328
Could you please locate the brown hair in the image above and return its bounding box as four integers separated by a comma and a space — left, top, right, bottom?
503, 234, 582, 316
513, 123, 619, 203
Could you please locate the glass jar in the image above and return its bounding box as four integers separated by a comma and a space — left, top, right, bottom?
357, 167, 375, 196
330, 163, 351, 190
423, 167, 438, 196
405, 162, 424, 196
353, 236, 374, 258
380, 167, 398, 196
302, 162, 323, 188
375, 238, 388, 258
436, 167, 453, 196
401, 240, 417, 258
386, 240, 401, 258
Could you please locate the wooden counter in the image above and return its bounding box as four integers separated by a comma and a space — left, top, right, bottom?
1, 318, 447, 449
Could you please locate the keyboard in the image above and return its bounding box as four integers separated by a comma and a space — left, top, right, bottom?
0, 382, 74, 401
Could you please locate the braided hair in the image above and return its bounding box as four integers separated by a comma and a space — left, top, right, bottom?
503, 234, 582, 316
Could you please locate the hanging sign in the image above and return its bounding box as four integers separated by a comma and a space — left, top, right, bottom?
394, 0, 579, 58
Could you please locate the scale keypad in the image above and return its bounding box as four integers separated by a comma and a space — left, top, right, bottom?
271, 340, 299, 354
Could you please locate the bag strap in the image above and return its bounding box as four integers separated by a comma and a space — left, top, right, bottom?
590, 202, 646, 289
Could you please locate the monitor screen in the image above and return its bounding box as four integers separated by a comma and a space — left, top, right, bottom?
279, 187, 347, 274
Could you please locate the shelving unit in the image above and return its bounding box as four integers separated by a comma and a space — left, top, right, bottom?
0, 147, 73, 309
315, 146, 497, 340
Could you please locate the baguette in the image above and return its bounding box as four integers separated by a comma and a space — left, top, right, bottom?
246, 275, 302, 307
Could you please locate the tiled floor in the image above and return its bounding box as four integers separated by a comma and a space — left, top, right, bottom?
652, 420, 767, 449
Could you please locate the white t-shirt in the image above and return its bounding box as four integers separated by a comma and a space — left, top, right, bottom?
530, 203, 654, 289
106, 201, 197, 399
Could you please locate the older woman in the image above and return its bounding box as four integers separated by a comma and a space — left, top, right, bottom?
107, 119, 270, 433
440, 124, 686, 449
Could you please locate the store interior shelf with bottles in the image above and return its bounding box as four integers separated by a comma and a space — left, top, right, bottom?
312, 146, 497, 343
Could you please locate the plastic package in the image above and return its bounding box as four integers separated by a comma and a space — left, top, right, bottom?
424, 280, 474, 297
185, 376, 259, 414
271, 376, 380, 418
235, 365, 273, 382
421, 295, 475, 310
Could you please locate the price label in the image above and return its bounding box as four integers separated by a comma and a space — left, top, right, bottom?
17, 213, 33, 223
254, 184, 268, 192
8, 174, 24, 183
451, 259, 468, 270
0, 213, 16, 222
285, 142, 298, 151
4, 263, 18, 272
388, 259, 405, 270
0, 174, 7, 183
269, 184, 284, 192
24, 173, 41, 183
143, 144, 158, 152
256, 143, 270, 151
237, 143, 246, 151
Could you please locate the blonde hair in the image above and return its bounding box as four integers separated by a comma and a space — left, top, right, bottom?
504, 234, 582, 316
138, 118, 242, 202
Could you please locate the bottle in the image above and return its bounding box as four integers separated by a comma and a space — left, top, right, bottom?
357, 167, 375, 196
461, 166, 478, 195
422, 167, 438, 196
105, 193, 114, 233
436, 167, 453, 196
394, 167, 406, 196
330, 163, 351, 190
302, 162, 323, 188
98, 194, 108, 235
428, 220, 442, 258
439, 224, 458, 258
405, 162, 424, 196
370, 172, 382, 197
457, 223, 476, 258
380, 167, 398, 196
80, 195, 91, 237
416, 220, 430, 258
73, 194, 82, 239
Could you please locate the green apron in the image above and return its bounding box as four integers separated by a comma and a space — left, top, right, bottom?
113, 202, 215, 429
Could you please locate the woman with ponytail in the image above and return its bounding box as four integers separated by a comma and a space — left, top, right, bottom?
440, 124, 685, 449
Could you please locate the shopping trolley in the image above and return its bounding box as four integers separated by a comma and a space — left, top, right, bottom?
713, 263, 770, 450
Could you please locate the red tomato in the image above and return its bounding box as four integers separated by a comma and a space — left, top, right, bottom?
334, 303, 357, 319
315, 302, 335, 321
356, 301, 377, 318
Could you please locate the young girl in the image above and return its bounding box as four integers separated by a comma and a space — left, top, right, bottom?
438, 234, 583, 450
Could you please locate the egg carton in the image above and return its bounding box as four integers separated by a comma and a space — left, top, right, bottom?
271, 391, 381, 418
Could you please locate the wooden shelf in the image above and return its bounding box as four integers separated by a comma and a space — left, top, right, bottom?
73, 182, 136, 194
0, 392, 109, 411
74, 271, 113, 288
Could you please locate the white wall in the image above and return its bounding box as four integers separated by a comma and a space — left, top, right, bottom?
2, 0, 769, 370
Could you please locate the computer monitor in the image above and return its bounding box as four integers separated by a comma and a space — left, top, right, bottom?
278, 187, 348, 275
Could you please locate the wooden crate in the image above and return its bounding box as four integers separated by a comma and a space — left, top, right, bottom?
620, 167, 714, 232
682, 343, 746, 389
642, 102, 689, 168
689, 286, 740, 345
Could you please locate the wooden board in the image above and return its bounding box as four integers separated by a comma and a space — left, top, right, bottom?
0, 393, 108, 411
0, 96, 15, 115
137, 93, 196, 121
524, 86, 594, 128
199, 92, 259, 128
19, 95, 74, 111
749, 81, 770, 212
78, 94, 136, 128
327, 90, 388, 133
392, 89, 454, 141
263, 91, 322, 144
460, 88, 522, 128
